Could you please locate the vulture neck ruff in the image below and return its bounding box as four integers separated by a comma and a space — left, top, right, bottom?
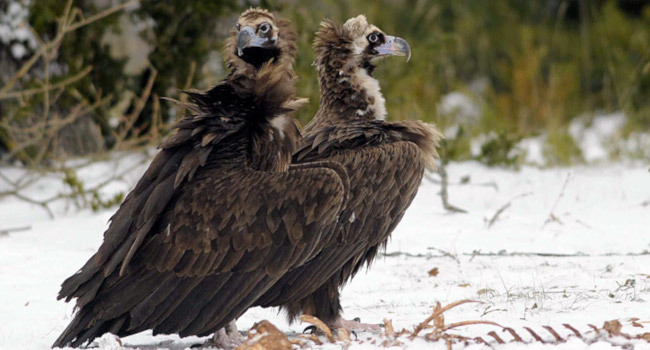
221, 9, 304, 172
312, 19, 387, 127
168, 10, 304, 174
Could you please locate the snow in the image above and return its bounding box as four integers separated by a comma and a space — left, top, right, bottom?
1, 156, 649, 349
0, 0, 38, 59
439, 92, 481, 125
569, 113, 627, 163
518, 135, 547, 165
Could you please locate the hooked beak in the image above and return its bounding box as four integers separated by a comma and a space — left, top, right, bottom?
375, 36, 411, 62
237, 26, 270, 56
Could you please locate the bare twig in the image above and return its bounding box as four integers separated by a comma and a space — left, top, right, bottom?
0, 0, 137, 98
411, 300, 481, 339
543, 325, 564, 342
524, 327, 546, 343
435, 166, 468, 213
427, 247, 460, 263
65, 0, 138, 32
383, 319, 395, 337
543, 173, 571, 227
0, 226, 32, 236
113, 67, 158, 150
0, 0, 172, 218
0, 67, 92, 101
0, 95, 112, 166
0, 153, 150, 218
486, 192, 533, 228
381, 251, 432, 258
0, 190, 55, 218
176, 61, 197, 118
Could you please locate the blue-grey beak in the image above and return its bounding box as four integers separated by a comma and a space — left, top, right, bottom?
237, 26, 269, 56
375, 36, 411, 62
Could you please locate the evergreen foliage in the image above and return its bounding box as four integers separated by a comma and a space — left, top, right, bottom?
1, 0, 648, 166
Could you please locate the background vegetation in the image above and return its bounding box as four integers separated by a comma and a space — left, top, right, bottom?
1, 0, 649, 168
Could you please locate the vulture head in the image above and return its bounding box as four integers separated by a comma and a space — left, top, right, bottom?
313, 15, 411, 122
179, 9, 305, 173
225, 8, 298, 71
341, 15, 410, 71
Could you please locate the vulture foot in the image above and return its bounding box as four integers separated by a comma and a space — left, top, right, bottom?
331, 317, 382, 334
194, 321, 243, 349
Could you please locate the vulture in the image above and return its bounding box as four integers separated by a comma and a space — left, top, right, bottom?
255, 15, 443, 331
53, 9, 348, 348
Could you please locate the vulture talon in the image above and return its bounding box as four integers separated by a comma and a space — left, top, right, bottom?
200, 322, 244, 350
332, 317, 382, 334
303, 325, 319, 334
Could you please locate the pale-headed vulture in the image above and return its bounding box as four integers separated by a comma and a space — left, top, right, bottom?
255, 15, 443, 332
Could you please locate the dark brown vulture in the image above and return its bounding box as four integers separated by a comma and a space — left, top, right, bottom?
255, 15, 443, 331
53, 9, 348, 348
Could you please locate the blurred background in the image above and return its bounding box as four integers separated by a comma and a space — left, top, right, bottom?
1, 0, 649, 171
2, 3, 650, 347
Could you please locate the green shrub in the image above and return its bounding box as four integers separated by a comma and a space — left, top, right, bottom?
2, 0, 648, 166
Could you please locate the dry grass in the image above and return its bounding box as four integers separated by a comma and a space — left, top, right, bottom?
235, 299, 650, 349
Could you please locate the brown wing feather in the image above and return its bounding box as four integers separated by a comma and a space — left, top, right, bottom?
256, 121, 441, 324
257, 141, 422, 305
138, 164, 346, 277
53, 163, 346, 347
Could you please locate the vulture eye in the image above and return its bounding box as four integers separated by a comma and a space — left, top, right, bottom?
259, 22, 271, 34
368, 33, 379, 44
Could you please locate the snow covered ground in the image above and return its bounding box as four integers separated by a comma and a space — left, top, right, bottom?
1, 156, 649, 349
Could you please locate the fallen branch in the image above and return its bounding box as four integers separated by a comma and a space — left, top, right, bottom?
486, 191, 532, 228
543, 172, 571, 227
0, 225, 32, 236
0, 152, 150, 218
436, 165, 468, 213
411, 299, 483, 339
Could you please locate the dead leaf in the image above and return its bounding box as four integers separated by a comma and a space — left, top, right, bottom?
237, 320, 292, 350
637, 333, 650, 342
383, 319, 395, 337
477, 288, 495, 295
336, 328, 351, 343
458, 283, 470, 288
603, 320, 623, 336
433, 302, 445, 329
296, 334, 322, 346
428, 267, 439, 277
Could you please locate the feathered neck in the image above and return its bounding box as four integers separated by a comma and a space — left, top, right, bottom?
307, 18, 386, 132
165, 12, 306, 173
247, 61, 306, 172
